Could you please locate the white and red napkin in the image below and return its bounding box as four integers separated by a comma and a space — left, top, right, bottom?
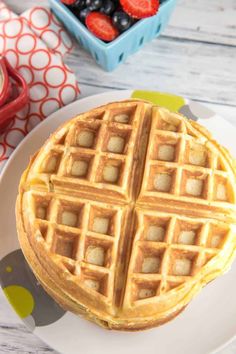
0, 1, 80, 171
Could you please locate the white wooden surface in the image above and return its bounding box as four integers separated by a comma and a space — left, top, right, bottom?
1, 0, 236, 352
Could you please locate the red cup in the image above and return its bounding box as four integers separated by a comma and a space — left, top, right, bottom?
0, 57, 29, 132
0, 58, 11, 107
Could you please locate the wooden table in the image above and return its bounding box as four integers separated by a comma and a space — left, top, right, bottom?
1, 0, 236, 352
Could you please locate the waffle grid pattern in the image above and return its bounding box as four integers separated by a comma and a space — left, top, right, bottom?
37, 103, 145, 202
125, 209, 231, 302
23, 102, 236, 311
31, 190, 125, 300
140, 108, 232, 205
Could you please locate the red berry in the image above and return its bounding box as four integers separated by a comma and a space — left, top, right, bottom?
120, 0, 159, 19
61, 0, 77, 4
86, 12, 119, 42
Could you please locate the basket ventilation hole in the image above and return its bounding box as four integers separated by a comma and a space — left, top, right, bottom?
139, 37, 144, 46
119, 53, 124, 62
94, 52, 99, 62
156, 24, 161, 34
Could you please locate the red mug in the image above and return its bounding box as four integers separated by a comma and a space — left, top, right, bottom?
0, 57, 11, 107
0, 57, 29, 132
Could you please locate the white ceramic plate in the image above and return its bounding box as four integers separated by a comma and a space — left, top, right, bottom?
1, 90, 236, 354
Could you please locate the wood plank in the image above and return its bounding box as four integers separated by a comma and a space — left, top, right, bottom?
67, 36, 236, 107
0, 325, 56, 353
165, 0, 236, 46
1, 1, 236, 353
0, 291, 57, 353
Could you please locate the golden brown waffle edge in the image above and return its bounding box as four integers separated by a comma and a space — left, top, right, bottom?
16, 99, 236, 331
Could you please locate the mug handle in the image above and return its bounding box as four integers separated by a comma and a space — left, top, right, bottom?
0, 57, 11, 107
0, 57, 29, 132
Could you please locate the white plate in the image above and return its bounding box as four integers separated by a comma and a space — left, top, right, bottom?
1, 90, 236, 354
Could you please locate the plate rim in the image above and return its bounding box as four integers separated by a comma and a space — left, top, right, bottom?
1, 89, 236, 354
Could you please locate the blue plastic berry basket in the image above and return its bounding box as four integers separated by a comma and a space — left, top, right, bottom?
49, 0, 177, 71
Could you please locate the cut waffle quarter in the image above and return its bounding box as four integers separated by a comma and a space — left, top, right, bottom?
16, 99, 236, 331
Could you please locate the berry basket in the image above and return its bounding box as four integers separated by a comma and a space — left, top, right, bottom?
49, 0, 177, 71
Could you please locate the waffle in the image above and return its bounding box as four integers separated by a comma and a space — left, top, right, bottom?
16, 100, 236, 330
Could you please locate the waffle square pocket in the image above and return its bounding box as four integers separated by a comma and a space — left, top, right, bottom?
17, 100, 236, 331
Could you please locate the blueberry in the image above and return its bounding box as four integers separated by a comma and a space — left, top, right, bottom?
112, 11, 132, 32
79, 8, 91, 22
100, 0, 116, 15
86, 0, 103, 10
69, 0, 86, 10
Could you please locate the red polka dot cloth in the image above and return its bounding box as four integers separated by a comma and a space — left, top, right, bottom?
0, 1, 80, 171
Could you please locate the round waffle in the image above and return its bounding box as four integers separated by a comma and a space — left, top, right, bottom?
16, 99, 236, 330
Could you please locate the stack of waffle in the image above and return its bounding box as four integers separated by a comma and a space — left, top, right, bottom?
16, 100, 236, 330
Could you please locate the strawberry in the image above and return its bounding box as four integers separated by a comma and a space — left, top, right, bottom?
86, 12, 119, 42
120, 0, 159, 19
60, 0, 77, 5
